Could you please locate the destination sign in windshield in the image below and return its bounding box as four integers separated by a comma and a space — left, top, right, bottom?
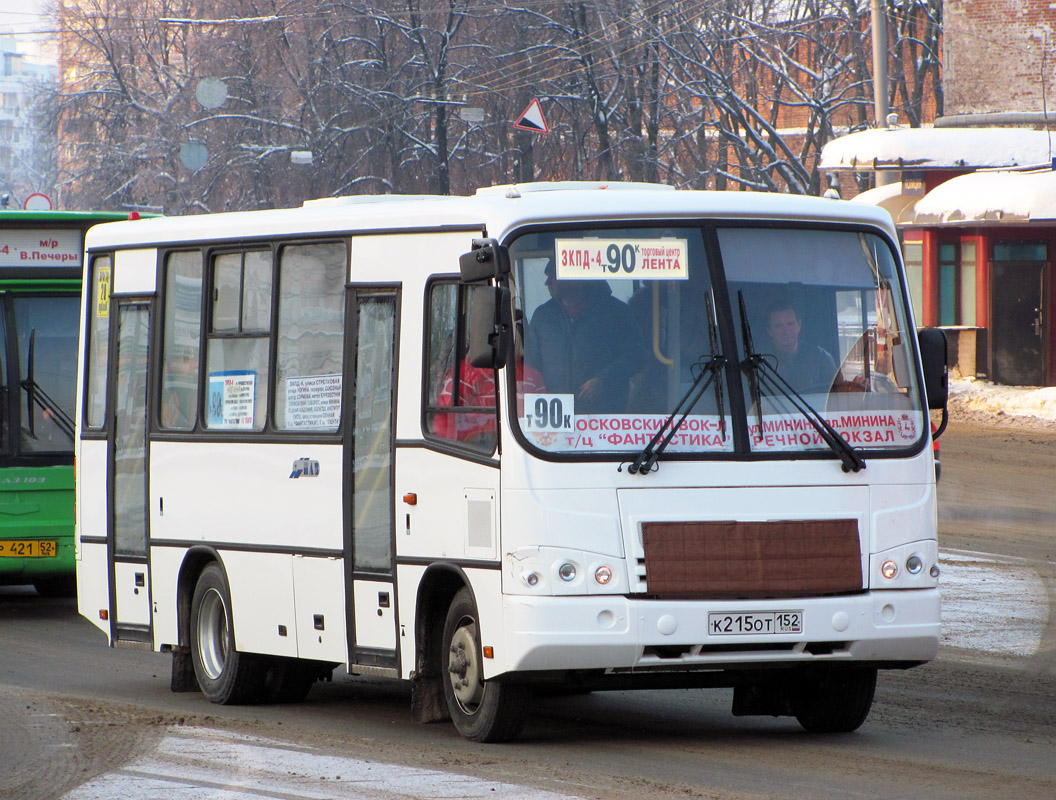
554, 238, 688, 280
0, 229, 82, 269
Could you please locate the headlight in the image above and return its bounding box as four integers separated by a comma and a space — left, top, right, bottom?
558, 563, 577, 582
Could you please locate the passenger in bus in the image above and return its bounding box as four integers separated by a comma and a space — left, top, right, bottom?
524, 261, 646, 414
766, 299, 839, 393
434, 324, 545, 444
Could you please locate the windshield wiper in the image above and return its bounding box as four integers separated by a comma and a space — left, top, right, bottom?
738, 292, 865, 473
629, 292, 726, 475
21, 329, 75, 442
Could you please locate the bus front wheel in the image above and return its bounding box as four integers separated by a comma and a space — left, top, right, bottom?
441, 587, 530, 742
189, 563, 265, 704
794, 667, 877, 733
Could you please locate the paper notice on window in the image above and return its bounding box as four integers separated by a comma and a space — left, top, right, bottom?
207, 371, 256, 429
285, 374, 342, 429
554, 238, 688, 280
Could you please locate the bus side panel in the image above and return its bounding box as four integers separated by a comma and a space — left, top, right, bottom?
149, 545, 182, 649
76, 438, 109, 631
77, 541, 110, 639
149, 441, 344, 552
395, 563, 425, 679
76, 439, 108, 541
395, 449, 500, 562
149, 441, 342, 659
292, 555, 347, 662
218, 550, 298, 657
113, 561, 150, 626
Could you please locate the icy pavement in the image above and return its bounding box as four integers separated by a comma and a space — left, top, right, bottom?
940, 549, 1048, 657
62, 726, 585, 800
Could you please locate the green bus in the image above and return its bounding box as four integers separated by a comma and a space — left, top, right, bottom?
0, 210, 132, 596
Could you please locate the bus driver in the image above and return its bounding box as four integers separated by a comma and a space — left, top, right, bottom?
524, 260, 645, 414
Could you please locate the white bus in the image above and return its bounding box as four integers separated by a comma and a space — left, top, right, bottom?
75, 183, 948, 742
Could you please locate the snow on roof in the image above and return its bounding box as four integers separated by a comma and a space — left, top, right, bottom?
849, 181, 918, 224
909, 169, 1056, 224
819, 128, 1055, 171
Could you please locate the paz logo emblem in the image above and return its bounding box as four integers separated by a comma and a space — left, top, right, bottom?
289, 457, 320, 479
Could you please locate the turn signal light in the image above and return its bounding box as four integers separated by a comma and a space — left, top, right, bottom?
880, 560, 898, 579
99, 609, 108, 620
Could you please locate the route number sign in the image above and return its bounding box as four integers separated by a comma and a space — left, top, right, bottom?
554, 238, 688, 280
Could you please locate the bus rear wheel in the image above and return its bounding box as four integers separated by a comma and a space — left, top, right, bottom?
441, 588, 530, 742
189, 563, 265, 704
794, 667, 877, 733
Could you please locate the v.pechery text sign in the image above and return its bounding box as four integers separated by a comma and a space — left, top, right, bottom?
0, 229, 82, 269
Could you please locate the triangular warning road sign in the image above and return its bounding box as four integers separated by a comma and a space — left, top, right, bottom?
514, 98, 549, 133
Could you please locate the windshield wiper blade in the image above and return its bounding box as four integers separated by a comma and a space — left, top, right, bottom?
20, 329, 75, 442
629, 292, 727, 475
738, 293, 763, 434
737, 293, 865, 473
705, 292, 727, 442
628, 354, 725, 475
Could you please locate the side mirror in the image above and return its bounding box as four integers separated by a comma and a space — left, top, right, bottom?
918, 328, 948, 410
459, 238, 510, 283
467, 284, 512, 369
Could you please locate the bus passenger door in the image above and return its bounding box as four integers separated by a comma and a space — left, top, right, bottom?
108, 301, 152, 644
345, 288, 399, 671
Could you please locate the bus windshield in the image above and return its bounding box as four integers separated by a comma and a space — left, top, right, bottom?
12, 295, 80, 454
511, 224, 925, 459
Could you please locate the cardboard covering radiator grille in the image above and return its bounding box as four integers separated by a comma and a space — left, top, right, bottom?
641, 519, 862, 598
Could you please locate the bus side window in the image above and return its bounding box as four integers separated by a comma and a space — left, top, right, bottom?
160, 251, 203, 431
204, 251, 271, 432
273, 242, 345, 432
85, 255, 112, 430
423, 280, 497, 452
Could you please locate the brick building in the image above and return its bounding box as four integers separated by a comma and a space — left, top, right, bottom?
944, 0, 1055, 117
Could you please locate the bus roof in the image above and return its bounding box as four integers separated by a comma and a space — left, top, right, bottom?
0, 210, 134, 225
84, 184, 897, 251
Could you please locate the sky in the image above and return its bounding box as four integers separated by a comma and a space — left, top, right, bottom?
0, 1, 48, 39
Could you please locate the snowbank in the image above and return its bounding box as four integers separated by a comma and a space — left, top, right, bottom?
949, 377, 1056, 428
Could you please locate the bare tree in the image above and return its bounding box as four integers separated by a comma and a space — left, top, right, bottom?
48, 0, 941, 210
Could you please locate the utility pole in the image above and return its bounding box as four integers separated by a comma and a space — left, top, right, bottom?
871, 0, 895, 186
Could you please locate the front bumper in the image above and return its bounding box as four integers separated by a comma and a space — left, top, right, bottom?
499, 588, 939, 674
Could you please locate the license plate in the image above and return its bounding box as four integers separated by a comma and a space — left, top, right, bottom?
0, 540, 57, 558
708, 610, 802, 636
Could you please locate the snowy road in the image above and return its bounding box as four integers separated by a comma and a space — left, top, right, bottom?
62, 726, 583, 800
58, 547, 1051, 800
940, 549, 1049, 657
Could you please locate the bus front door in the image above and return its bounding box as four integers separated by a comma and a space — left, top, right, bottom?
345, 289, 399, 671
107, 301, 152, 644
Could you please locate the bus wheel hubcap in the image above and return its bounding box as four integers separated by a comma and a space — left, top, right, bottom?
197, 588, 228, 680
447, 621, 483, 711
